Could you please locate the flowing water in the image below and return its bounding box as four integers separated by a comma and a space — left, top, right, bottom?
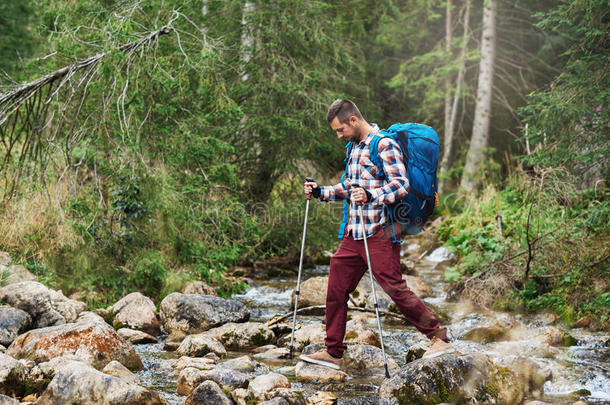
134, 250, 609, 404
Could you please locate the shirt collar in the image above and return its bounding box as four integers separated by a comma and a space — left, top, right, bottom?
358, 123, 379, 146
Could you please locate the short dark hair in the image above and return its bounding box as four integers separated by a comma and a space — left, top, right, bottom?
326, 98, 363, 124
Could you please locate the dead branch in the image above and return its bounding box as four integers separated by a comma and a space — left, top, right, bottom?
265, 305, 405, 327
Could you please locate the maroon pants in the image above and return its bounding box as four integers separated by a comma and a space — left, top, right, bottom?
325, 228, 447, 358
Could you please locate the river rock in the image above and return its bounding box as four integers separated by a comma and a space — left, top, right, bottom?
292, 276, 327, 308
379, 353, 530, 405
253, 347, 290, 362
0, 305, 31, 346
535, 326, 577, 346
280, 323, 325, 351
306, 391, 337, 405
424, 247, 455, 262
404, 341, 428, 363
0, 264, 37, 286
260, 398, 290, 405
111, 292, 160, 336
219, 355, 254, 372
102, 360, 140, 384
295, 361, 346, 383
159, 292, 250, 336
250, 372, 290, 394
117, 328, 158, 344
7, 312, 142, 370
342, 343, 399, 374
36, 361, 164, 404
462, 322, 509, 343
185, 380, 232, 405
176, 334, 227, 358
344, 319, 380, 347
174, 356, 216, 372
203, 322, 275, 350
0, 281, 86, 328
182, 281, 217, 296
0, 345, 4, 353
0, 394, 19, 404
0, 353, 25, 397
177, 366, 249, 395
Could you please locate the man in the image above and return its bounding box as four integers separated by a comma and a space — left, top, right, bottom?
300, 99, 453, 370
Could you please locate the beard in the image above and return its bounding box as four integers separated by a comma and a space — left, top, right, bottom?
344, 123, 364, 142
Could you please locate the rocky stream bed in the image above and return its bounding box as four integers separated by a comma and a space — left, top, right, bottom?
0, 242, 608, 404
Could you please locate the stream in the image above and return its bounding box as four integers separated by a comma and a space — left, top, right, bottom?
134, 247, 610, 404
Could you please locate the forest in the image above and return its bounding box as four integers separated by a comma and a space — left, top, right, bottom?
0, 0, 608, 403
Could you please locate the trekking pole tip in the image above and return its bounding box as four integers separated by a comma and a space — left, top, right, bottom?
385, 364, 390, 378
289, 346, 294, 359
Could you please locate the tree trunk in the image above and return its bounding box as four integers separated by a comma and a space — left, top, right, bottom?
443, 0, 453, 149
460, 0, 496, 193
440, 0, 472, 193
240, 2, 255, 82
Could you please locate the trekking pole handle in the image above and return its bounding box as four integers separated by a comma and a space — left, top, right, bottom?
305, 177, 314, 183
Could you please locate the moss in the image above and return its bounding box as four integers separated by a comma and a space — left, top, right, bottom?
250, 328, 271, 347
344, 330, 358, 339
112, 319, 125, 330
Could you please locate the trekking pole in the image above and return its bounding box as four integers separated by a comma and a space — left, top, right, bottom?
289, 177, 314, 359
354, 184, 391, 378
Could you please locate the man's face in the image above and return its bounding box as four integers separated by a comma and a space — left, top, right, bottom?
330, 116, 362, 143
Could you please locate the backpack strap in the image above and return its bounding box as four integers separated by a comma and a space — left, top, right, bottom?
368, 134, 401, 244
337, 142, 354, 239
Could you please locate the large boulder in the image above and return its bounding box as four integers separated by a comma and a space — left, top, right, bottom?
7, 312, 142, 370
379, 353, 532, 405
111, 292, 161, 336
159, 293, 249, 336
0, 305, 31, 346
279, 323, 325, 351
102, 360, 141, 385
0, 394, 19, 404
249, 373, 291, 395
176, 334, 227, 358
203, 322, 275, 350
342, 343, 399, 374
36, 361, 165, 404
292, 276, 327, 308
0, 281, 87, 328
0, 264, 37, 286
185, 380, 232, 405
0, 353, 26, 397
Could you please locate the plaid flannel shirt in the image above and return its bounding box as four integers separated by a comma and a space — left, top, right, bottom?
319, 127, 409, 240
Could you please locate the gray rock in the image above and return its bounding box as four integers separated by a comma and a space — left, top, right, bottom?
424, 247, 455, 262
279, 323, 325, 351
203, 322, 275, 350
0, 281, 86, 328
260, 398, 290, 405
176, 334, 227, 358
0, 265, 37, 286
0, 345, 4, 353
36, 361, 164, 404
342, 343, 399, 374
219, 355, 254, 372
185, 380, 232, 405
404, 341, 427, 363
177, 366, 249, 395
182, 281, 217, 296
111, 292, 161, 336
159, 292, 249, 336
174, 356, 216, 372
102, 360, 140, 384
117, 328, 158, 344
0, 306, 31, 346
249, 372, 290, 394
292, 276, 327, 308
0, 353, 25, 397
253, 347, 290, 363
294, 362, 346, 383
379, 353, 530, 405
304, 391, 337, 404
7, 312, 142, 371
0, 393, 19, 404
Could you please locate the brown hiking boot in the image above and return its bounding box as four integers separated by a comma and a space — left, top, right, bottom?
299, 349, 343, 370
422, 336, 455, 359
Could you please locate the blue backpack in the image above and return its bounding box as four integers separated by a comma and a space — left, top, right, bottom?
339, 123, 440, 241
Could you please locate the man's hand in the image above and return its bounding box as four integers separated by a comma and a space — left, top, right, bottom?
303, 181, 319, 200
351, 187, 369, 205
